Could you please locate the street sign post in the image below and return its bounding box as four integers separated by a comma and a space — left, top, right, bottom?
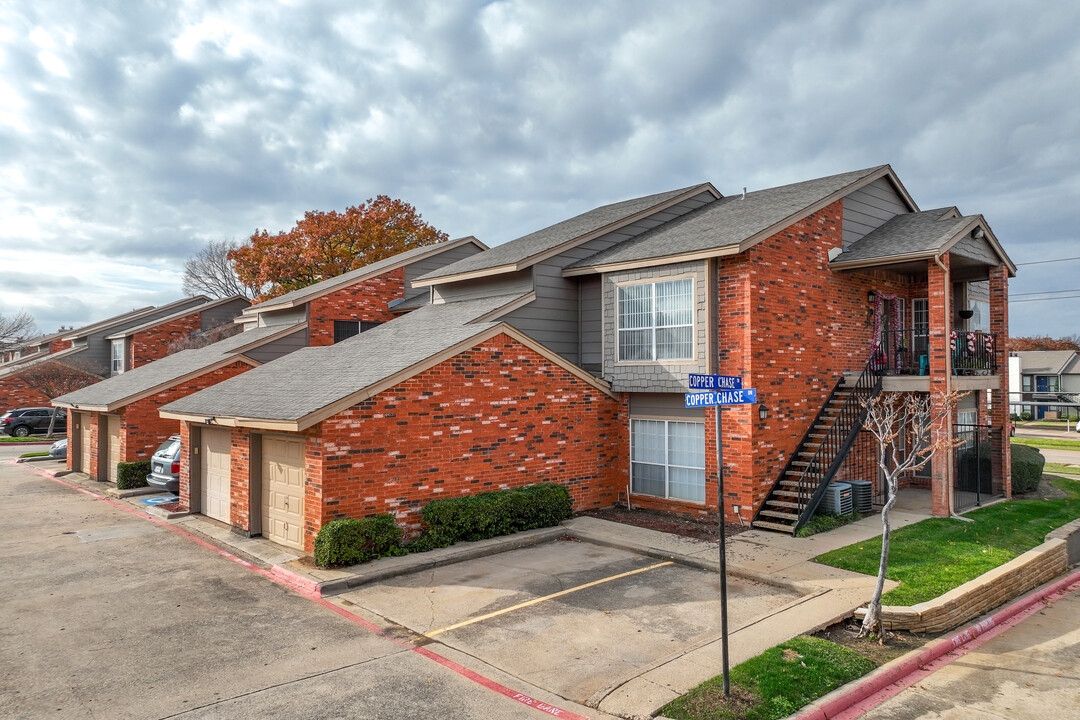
685, 378, 756, 697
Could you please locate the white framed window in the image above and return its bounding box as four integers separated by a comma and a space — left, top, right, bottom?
617, 278, 694, 362
110, 340, 125, 374
630, 419, 706, 502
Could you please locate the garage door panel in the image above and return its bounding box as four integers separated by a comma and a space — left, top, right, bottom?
262, 437, 305, 550
106, 416, 120, 484
201, 428, 232, 523
78, 414, 91, 475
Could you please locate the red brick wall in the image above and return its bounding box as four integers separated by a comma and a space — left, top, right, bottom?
129, 313, 202, 369
50, 339, 73, 353
0, 375, 51, 411
307, 268, 405, 346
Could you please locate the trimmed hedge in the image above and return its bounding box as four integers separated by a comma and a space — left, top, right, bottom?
116, 460, 151, 490
411, 483, 573, 550
1011, 444, 1045, 494
313, 514, 405, 568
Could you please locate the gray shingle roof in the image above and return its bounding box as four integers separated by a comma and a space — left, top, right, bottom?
245, 238, 480, 313
160, 294, 526, 423
415, 185, 710, 282
62, 296, 211, 341
830, 208, 972, 265
53, 325, 303, 409
567, 166, 887, 270
1014, 350, 1079, 376
106, 296, 249, 339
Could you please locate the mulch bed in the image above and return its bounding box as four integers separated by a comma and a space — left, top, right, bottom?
814, 619, 933, 665
579, 505, 747, 541
156, 502, 188, 512
1013, 477, 1068, 501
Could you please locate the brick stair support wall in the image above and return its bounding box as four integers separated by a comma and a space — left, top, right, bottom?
307, 268, 405, 346
129, 313, 202, 369
715, 199, 917, 521
857, 520, 1080, 633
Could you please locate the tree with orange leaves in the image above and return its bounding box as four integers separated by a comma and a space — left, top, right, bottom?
230, 196, 447, 301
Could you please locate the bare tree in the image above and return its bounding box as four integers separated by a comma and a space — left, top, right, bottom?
165, 322, 242, 355
17, 360, 103, 438
0, 310, 38, 353
182, 239, 261, 299
858, 390, 964, 640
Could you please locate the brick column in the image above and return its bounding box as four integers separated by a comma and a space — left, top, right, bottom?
927, 255, 953, 517
988, 264, 1012, 497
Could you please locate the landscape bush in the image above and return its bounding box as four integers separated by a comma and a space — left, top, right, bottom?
1020, 412, 1032, 421
1011, 444, 1045, 494
116, 460, 151, 490
313, 514, 406, 568
410, 483, 573, 551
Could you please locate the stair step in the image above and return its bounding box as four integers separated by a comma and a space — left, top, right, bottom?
765, 499, 801, 510
752, 520, 796, 533
759, 509, 800, 521
773, 489, 802, 498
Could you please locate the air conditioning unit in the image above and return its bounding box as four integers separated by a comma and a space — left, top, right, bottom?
820, 482, 853, 515
846, 480, 873, 514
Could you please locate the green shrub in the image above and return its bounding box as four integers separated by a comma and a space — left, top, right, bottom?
116, 460, 151, 489
1012, 444, 1045, 494
411, 482, 573, 551
313, 514, 405, 568
1020, 412, 1032, 421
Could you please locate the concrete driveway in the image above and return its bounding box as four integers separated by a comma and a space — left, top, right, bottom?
0, 448, 609, 720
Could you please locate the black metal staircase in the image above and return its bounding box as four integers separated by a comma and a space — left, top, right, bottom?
752, 356, 885, 534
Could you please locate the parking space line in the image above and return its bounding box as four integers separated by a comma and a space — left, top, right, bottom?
425, 560, 674, 637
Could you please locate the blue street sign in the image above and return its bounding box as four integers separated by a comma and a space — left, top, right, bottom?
688, 373, 743, 390
684, 388, 757, 408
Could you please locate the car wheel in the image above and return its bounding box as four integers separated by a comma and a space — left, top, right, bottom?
13, 425, 31, 437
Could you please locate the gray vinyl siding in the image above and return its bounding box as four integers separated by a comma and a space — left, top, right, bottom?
256, 306, 308, 328
404, 244, 485, 289
432, 270, 533, 304
200, 298, 250, 331
502, 192, 716, 363
242, 328, 309, 364
72, 298, 209, 376
629, 393, 705, 420
579, 276, 602, 370
950, 235, 999, 265
842, 177, 910, 249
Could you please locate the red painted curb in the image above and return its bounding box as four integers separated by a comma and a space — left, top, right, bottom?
21, 460, 593, 720
795, 567, 1080, 720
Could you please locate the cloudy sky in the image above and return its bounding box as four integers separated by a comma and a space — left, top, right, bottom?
1, 0, 1078, 337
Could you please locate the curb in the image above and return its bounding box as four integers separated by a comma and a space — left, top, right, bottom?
793, 566, 1080, 720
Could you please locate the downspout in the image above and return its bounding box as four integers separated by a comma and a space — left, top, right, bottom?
934, 252, 959, 520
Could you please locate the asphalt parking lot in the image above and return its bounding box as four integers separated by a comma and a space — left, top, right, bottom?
330, 538, 803, 705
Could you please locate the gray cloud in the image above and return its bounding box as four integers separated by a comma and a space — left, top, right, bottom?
0, 0, 1078, 335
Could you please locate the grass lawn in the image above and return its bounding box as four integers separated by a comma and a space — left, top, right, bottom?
814, 476, 1080, 606
660, 636, 876, 720
1045, 462, 1080, 476
0, 436, 56, 442
1011, 437, 1080, 451
18, 451, 49, 458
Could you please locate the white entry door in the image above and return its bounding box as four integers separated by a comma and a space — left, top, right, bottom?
106, 416, 121, 484
261, 436, 305, 550
200, 428, 232, 523
78, 413, 92, 475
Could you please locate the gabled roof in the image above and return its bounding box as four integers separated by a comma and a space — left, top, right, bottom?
52, 324, 306, 412
105, 296, 250, 340
61, 296, 211, 341
0, 345, 86, 379
1014, 350, 1079, 376
412, 184, 721, 286
830, 208, 1016, 276
564, 166, 904, 275
160, 294, 614, 431
243, 236, 487, 315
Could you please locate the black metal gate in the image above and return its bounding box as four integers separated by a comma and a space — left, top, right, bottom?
953, 424, 1002, 512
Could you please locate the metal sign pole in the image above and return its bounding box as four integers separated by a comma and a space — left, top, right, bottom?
716, 405, 730, 695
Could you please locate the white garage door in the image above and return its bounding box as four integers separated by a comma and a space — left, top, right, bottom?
200, 427, 232, 524
106, 416, 121, 484
261, 436, 305, 550
78, 413, 92, 475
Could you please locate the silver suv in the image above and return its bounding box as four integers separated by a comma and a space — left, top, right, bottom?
146, 435, 182, 493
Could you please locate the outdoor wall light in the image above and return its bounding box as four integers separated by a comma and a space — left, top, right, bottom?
204, 417, 215, 425
867, 290, 877, 303
758, 404, 768, 421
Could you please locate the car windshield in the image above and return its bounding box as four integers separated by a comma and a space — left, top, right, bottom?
0, 413, 10, 421
154, 438, 181, 457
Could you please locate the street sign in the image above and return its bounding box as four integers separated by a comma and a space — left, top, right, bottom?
688, 373, 743, 390
684, 388, 757, 408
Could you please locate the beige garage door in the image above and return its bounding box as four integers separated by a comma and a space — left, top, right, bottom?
200, 427, 232, 523
261, 436, 305, 550
106, 416, 121, 484
78, 413, 92, 475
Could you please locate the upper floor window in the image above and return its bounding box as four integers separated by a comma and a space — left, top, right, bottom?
333, 320, 383, 344
110, 340, 125, 374
617, 278, 694, 362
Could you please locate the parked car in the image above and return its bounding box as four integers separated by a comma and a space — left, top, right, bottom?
146, 435, 182, 493
0, 407, 67, 437
49, 438, 68, 459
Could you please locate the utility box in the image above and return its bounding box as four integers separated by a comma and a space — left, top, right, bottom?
847, 480, 873, 514
821, 482, 853, 515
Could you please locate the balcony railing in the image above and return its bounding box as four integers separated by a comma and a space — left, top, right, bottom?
873, 329, 997, 376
